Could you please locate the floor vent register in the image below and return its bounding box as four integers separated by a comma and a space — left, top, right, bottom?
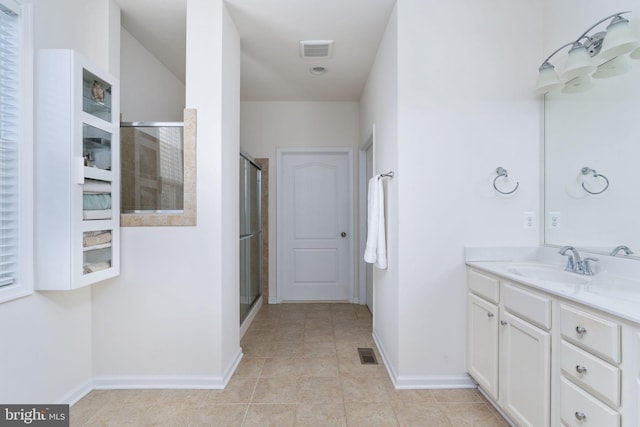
357, 347, 378, 365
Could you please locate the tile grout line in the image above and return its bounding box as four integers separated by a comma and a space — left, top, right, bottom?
239, 350, 265, 426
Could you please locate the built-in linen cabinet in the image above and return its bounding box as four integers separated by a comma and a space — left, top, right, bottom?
35, 49, 120, 290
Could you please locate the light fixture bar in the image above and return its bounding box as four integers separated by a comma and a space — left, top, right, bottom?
535, 11, 638, 95
573, 11, 632, 44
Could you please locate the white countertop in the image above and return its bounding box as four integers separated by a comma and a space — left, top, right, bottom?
467, 259, 640, 325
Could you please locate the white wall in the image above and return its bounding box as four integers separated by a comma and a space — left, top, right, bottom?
395, 0, 543, 385
31, 0, 114, 75
240, 101, 360, 302
91, 0, 242, 387
0, 0, 119, 404
220, 3, 242, 372
120, 28, 185, 122
358, 4, 400, 377
360, 0, 545, 387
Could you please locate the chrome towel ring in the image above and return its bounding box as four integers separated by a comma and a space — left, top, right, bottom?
493, 167, 519, 195
581, 167, 609, 195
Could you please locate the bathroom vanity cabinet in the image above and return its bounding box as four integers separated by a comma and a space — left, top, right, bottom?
467, 265, 639, 427
35, 49, 120, 290
468, 269, 551, 427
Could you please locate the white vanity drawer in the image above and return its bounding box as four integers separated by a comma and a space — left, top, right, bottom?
467, 268, 499, 304
502, 282, 552, 330
561, 377, 620, 427
561, 340, 620, 408
560, 304, 621, 364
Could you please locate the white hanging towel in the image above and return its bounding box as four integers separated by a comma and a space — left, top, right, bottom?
364, 174, 387, 269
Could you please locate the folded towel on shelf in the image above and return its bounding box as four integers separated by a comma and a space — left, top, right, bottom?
83, 209, 112, 220
364, 174, 388, 269
82, 242, 112, 252
83, 231, 112, 247
83, 193, 112, 210
83, 179, 111, 194
83, 261, 111, 274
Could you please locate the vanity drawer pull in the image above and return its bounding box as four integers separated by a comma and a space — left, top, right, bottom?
487, 312, 494, 318
500, 320, 508, 326
560, 304, 621, 364
561, 341, 620, 408
561, 377, 620, 425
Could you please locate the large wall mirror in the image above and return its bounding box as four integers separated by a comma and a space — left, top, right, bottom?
544, 63, 640, 259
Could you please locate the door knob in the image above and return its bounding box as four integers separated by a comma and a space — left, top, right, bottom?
341, 232, 347, 237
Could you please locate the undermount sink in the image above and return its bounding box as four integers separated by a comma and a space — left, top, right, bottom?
506, 265, 591, 285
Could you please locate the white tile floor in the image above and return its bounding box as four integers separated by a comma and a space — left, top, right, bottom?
71, 303, 508, 426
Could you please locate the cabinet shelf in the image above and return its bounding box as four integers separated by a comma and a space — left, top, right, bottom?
82, 96, 111, 117
84, 166, 112, 182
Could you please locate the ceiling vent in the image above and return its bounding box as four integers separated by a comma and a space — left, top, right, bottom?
299, 40, 334, 59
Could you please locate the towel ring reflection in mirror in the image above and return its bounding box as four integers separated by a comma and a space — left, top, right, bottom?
581, 167, 609, 195
493, 167, 519, 195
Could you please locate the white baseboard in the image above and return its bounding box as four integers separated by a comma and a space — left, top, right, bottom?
58, 380, 93, 406
372, 330, 476, 390
80, 348, 244, 403
91, 375, 227, 390
240, 298, 263, 338
222, 348, 243, 386
393, 375, 476, 389
372, 330, 399, 383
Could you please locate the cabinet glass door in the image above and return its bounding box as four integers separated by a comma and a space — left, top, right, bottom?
82, 230, 112, 275
82, 68, 112, 122
83, 123, 111, 170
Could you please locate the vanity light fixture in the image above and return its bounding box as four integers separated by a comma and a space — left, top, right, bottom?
535, 11, 640, 95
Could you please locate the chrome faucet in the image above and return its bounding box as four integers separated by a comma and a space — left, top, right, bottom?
558, 246, 598, 276
558, 246, 581, 272
610, 245, 634, 257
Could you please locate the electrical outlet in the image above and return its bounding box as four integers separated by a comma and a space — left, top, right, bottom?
548, 212, 561, 230
523, 212, 536, 230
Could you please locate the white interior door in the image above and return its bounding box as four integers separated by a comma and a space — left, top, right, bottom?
279, 150, 352, 301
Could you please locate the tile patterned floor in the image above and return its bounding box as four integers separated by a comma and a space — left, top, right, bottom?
71, 303, 509, 426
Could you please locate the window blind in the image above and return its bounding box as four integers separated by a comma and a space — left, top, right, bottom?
0, 3, 19, 288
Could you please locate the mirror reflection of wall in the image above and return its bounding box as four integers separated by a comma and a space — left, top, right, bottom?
544, 62, 640, 257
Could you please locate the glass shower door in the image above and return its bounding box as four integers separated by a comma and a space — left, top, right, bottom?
239, 154, 261, 324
